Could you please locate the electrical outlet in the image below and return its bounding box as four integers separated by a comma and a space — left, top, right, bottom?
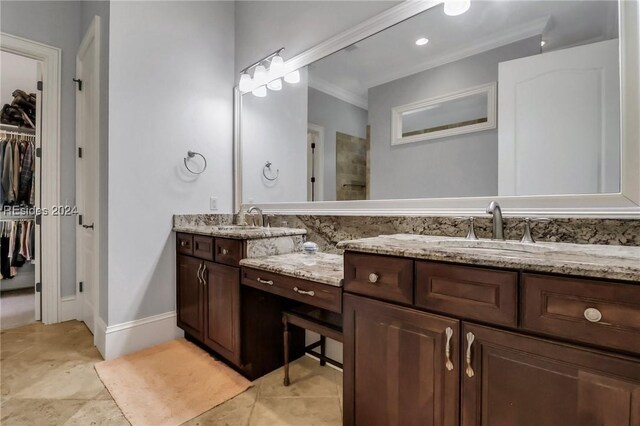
210, 197, 218, 211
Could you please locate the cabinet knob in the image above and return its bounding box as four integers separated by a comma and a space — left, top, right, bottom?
222, 248, 230, 255
180, 241, 186, 247
368, 273, 379, 283
584, 307, 602, 323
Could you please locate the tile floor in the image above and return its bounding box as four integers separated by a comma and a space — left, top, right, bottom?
1, 320, 343, 425
1, 288, 35, 330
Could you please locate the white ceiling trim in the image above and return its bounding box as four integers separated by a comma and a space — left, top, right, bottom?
308, 76, 369, 110
366, 15, 551, 90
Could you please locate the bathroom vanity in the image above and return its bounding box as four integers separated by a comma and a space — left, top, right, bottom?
338, 235, 640, 426
173, 225, 310, 379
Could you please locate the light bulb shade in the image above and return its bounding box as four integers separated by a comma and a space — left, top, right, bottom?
444, 0, 470, 16
267, 78, 282, 91
284, 70, 301, 84
238, 73, 252, 92
269, 54, 285, 75
253, 64, 268, 85
252, 85, 267, 97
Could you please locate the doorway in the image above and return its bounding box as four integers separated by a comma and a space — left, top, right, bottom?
1, 32, 61, 325
0, 51, 41, 329
307, 123, 324, 201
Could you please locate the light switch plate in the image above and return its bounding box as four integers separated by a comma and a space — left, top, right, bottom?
210, 197, 218, 211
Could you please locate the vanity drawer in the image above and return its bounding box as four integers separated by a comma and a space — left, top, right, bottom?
521, 273, 640, 355
215, 238, 243, 267
415, 261, 518, 326
344, 252, 413, 305
241, 267, 342, 313
193, 235, 215, 261
176, 233, 193, 255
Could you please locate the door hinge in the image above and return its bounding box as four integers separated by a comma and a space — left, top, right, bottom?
79, 282, 83, 293
78, 147, 83, 158
78, 214, 83, 226
35, 214, 41, 225
35, 147, 42, 158
37, 81, 43, 91
73, 78, 83, 91
35, 282, 42, 292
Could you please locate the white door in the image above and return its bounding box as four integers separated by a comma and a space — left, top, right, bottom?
34, 62, 43, 321
307, 123, 324, 201
76, 17, 101, 334
498, 39, 620, 196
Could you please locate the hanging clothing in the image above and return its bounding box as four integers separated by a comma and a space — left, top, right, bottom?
2, 140, 14, 203
18, 141, 33, 204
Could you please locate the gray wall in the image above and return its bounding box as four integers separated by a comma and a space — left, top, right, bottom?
307, 88, 368, 201
368, 37, 541, 200
234, 1, 398, 75
0, 1, 82, 298
108, 1, 235, 325
81, 1, 110, 323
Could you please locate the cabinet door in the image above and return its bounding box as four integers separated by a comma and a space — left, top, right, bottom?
176, 255, 204, 340
462, 323, 640, 426
203, 261, 241, 366
344, 294, 459, 426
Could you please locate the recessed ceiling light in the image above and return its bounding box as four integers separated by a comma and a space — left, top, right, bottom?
540, 40, 546, 47
415, 38, 429, 46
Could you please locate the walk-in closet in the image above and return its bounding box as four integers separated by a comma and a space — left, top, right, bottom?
0, 50, 40, 330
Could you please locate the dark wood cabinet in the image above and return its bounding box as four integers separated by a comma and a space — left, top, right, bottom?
461, 323, 640, 426
176, 254, 204, 340
203, 261, 241, 365
344, 293, 460, 426
176, 236, 242, 368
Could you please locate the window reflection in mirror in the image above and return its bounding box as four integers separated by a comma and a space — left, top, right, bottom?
241, 1, 620, 204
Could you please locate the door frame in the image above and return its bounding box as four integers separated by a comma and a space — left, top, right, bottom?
307, 123, 324, 201
75, 16, 101, 337
0, 32, 61, 325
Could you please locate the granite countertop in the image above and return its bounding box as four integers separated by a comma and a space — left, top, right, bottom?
337, 234, 640, 282
240, 252, 344, 287
173, 224, 307, 240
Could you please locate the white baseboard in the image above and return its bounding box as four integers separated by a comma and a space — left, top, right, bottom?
59, 296, 78, 322
95, 316, 107, 358
101, 311, 183, 360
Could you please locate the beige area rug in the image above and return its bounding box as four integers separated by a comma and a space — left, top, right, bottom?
95, 338, 251, 426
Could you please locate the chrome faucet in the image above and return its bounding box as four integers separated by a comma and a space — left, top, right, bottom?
485, 201, 504, 240
247, 206, 269, 227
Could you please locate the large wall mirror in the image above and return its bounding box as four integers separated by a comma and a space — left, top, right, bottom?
237, 0, 640, 215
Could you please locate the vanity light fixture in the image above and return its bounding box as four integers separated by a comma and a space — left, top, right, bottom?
253, 64, 268, 86
238, 73, 252, 92
540, 40, 546, 47
444, 0, 471, 16
252, 85, 267, 97
415, 37, 429, 46
269, 53, 285, 76
284, 70, 301, 84
267, 78, 282, 91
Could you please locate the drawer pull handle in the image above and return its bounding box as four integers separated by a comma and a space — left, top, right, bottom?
180, 241, 187, 247
221, 248, 230, 255
293, 287, 315, 297
197, 263, 203, 285
202, 265, 207, 286
257, 278, 274, 286
584, 307, 602, 323
368, 273, 379, 283
465, 332, 475, 378
445, 327, 454, 371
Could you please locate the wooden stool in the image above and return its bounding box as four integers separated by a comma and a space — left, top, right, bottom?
282, 305, 343, 386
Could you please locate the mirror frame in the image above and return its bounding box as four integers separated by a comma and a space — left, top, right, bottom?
233, 0, 640, 218
391, 82, 497, 146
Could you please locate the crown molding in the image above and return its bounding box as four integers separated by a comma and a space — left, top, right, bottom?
309, 76, 368, 110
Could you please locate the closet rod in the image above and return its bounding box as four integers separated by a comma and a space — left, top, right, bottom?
0, 215, 36, 221
0, 124, 35, 135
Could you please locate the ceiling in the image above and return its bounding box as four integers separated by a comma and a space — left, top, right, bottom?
308, 0, 619, 108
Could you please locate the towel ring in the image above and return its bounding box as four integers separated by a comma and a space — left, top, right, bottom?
184, 150, 207, 175
263, 161, 279, 181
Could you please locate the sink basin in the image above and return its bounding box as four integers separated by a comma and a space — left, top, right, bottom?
425, 239, 555, 254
